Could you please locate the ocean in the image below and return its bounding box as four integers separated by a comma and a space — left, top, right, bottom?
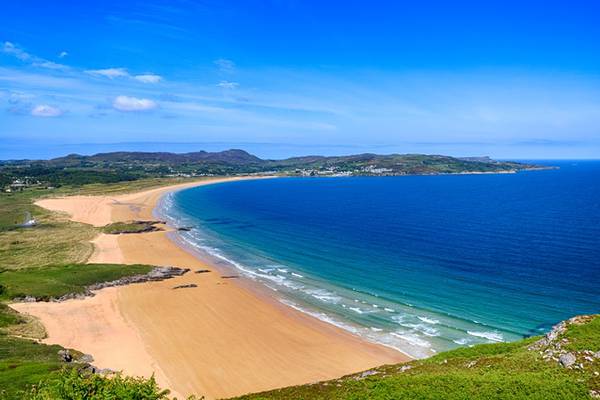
157, 161, 600, 358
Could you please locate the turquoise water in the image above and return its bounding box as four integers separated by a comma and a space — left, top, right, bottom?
159, 161, 600, 358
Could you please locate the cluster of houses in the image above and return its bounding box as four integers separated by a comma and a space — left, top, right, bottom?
3, 178, 54, 193
293, 164, 395, 177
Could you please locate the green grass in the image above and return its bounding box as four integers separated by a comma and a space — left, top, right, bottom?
102, 221, 161, 235
0, 263, 153, 301
0, 189, 97, 270
24, 368, 172, 400
0, 178, 203, 270
235, 316, 599, 400
562, 316, 600, 352
0, 304, 71, 400
0, 304, 22, 329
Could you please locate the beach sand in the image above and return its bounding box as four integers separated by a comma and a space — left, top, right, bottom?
13, 177, 408, 399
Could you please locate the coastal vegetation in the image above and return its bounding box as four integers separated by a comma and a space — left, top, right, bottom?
24, 369, 170, 400
102, 221, 163, 235
0, 263, 153, 301
0, 150, 545, 191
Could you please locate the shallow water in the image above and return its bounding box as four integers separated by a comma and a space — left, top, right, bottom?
159, 161, 600, 358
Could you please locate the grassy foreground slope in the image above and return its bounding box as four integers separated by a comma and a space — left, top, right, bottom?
236, 315, 600, 400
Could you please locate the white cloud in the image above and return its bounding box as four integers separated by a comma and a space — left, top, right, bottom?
31, 104, 63, 117
214, 58, 235, 73
86, 68, 163, 84
86, 68, 129, 79
112, 95, 158, 111
2, 42, 68, 69
134, 74, 162, 83
217, 80, 239, 89
59, 51, 68, 58
33, 61, 68, 70
3, 41, 31, 61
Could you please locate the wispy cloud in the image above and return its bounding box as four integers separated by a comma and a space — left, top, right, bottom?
58, 51, 68, 58
2, 41, 68, 70
85, 67, 130, 79
85, 68, 162, 84
33, 61, 67, 70
134, 74, 162, 83
214, 58, 235, 74
113, 95, 158, 112
217, 80, 239, 89
3, 41, 31, 61
31, 104, 63, 117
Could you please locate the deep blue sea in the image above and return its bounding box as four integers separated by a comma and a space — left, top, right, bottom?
159, 161, 600, 358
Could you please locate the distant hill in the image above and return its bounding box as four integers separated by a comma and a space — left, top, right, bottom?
0, 150, 550, 188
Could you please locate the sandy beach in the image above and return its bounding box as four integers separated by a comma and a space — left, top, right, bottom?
13, 177, 407, 399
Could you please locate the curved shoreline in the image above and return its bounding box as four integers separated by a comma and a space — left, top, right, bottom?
13, 177, 408, 400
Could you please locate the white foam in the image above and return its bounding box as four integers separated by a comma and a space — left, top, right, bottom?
401, 323, 440, 337
279, 299, 359, 334
467, 330, 504, 342
384, 307, 395, 312
417, 316, 440, 325
305, 289, 342, 304
453, 338, 470, 345
390, 332, 432, 348
391, 314, 406, 323
291, 272, 304, 278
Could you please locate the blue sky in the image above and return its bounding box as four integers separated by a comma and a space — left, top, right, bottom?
1, 0, 599, 159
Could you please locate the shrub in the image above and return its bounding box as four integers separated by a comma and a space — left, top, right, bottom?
26, 368, 171, 400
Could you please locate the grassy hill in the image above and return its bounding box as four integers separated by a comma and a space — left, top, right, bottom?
235, 315, 600, 400
0, 150, 548, 189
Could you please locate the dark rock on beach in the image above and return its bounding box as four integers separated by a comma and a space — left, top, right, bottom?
173, 283, 198, 289
195, 269, 211, 274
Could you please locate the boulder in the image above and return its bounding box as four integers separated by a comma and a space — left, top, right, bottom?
559, 352, 576, 367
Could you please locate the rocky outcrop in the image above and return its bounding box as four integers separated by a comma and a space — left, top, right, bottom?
528, 315, 599, 371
